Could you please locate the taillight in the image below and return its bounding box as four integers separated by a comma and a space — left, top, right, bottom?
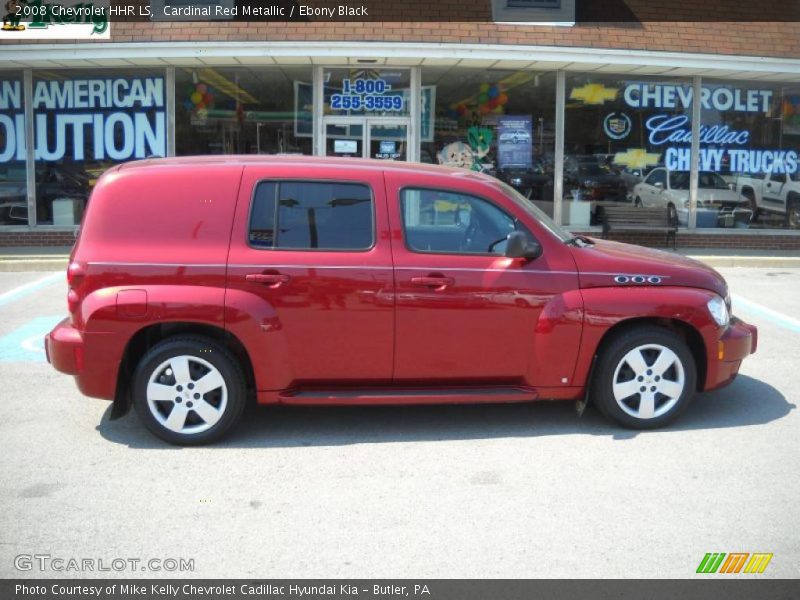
67, 261, 86, 315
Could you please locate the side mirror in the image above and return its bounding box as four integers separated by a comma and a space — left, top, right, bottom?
728, 182, 735, 190
654, 181, 664, 189
505, 231, 542, 260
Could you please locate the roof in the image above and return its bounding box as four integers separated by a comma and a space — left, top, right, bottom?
117, 155, 495, 182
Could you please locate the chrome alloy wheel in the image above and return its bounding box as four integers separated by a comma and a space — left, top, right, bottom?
611, 344, 686, 420
145, 355, 228, 435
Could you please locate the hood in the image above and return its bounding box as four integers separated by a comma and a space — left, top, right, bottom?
569, 237, 728, 298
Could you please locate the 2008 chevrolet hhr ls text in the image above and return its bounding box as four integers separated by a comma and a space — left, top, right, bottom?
46, 156, 757, 445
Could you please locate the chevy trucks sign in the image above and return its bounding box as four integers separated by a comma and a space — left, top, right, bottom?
0, 77, 165, 162
622, 83, 797, 174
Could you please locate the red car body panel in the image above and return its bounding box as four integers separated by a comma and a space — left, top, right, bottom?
45, 156, 756, 412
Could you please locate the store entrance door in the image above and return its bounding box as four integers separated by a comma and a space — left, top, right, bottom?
324, 117, 410, 161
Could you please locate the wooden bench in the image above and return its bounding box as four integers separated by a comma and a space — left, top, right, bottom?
599, 205, 678, 249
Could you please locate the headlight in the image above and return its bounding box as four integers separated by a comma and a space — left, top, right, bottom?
707, 295, 730, 328
510, 177, 523, 186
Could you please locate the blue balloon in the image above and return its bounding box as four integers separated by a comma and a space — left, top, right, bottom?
488, 86, 499, 99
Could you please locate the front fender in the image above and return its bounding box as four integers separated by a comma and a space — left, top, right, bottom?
572, 286, 721, 388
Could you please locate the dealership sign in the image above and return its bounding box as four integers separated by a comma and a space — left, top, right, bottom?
0, 77, 165, 162
619, 83, 797, 174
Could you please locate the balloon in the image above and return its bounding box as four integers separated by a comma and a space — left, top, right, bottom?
203, 93, 214, 105
492, 105, 505, 114
488, 97, 499, 109
479, 83, 490, 93
197, 83, 207, 94
479, 104, 491, 115
478, 93, 489, 104
488, 86, 499, 99
498, 93, 509, 105
183, 100, 193, 111
191, 91, 202, 104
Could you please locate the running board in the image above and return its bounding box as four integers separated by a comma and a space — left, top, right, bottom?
277, 387, 538, 406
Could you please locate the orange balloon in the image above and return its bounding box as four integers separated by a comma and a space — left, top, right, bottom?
498, 93, 509, 105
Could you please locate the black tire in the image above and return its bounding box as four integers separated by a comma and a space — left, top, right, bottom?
787, 194, 800, 229
132, 336, 246, 445
591, 326, 697, 430
742, 189, 760, 223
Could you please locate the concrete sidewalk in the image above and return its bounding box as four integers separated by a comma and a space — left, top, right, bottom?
1, 245, 800, 271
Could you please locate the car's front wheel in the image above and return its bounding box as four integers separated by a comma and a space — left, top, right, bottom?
591, 326, 697, 429
132, 336, 246, 445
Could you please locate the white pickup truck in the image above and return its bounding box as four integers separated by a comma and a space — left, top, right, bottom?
736, 170, 800, 228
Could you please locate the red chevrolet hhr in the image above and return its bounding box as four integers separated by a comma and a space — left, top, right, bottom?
46, 156, 757, 445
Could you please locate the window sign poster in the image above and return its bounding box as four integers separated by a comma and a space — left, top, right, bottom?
497, 115, 533, 169
0, 76, 165, 162
293, 81, 313, 138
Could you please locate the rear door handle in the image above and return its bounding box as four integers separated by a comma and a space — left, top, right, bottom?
411, 276, 454, 289
245, 273, 290, 287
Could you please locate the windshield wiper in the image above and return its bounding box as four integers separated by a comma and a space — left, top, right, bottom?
565, 235, 594, 247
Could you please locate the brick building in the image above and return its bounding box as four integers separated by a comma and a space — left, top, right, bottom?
1, 0, 799, 248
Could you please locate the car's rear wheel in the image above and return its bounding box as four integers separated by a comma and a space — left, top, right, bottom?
787, 194, 800, 229
591, 326, 697, 429
742, 189, 760, 223
132, 336, 246, 445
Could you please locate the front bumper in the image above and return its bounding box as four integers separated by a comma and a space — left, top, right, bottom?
704, 316, 757, 391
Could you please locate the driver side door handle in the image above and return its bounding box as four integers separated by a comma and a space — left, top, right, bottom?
411, 276, 455, 289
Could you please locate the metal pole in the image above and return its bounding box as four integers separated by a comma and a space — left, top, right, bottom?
165, 66, 176, 157
553, 70, 565, 226
409, 66, 421, 163
23, 69, 35, 228
688, 75, 702, 229
313, 66, 324, 156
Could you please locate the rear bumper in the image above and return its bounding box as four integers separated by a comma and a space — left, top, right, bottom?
704, 317, 758, 391
45, 318, 118, 400
45, 318, 83, 375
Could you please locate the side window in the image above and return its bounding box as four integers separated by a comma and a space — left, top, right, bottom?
645, 169, 666, 187
249, 181, 374, 250
400, 188, 524, 255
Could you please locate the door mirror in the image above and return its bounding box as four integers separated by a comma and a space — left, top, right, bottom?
654, 181, 664, 189
505, 231, 542, 260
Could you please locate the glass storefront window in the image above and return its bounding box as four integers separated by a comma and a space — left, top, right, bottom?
324, 68, 412, 118
421, 68, 556, 216
32, 68, 167, 226
700, 79, 800, 229
176, 66, 313, 156
0, 72, 27, 226
564, 73, 695, 227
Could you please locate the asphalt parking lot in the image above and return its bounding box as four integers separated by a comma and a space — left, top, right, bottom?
0, 267, 798, 579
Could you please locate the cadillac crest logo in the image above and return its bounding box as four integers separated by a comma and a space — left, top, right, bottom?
604, 112, 632, 140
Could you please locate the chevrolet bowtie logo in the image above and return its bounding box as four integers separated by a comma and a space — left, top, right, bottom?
569, 83, 619, 105
613, 148, 661, 169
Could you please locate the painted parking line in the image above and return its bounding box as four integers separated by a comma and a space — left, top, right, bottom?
0, 315, 65, 362
732, 294, 800, 335
0, 272, 62, 307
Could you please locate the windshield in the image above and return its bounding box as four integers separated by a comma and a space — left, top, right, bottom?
669, 171, 729, 190
495, 180, 572, 242
579, 163, 610, 177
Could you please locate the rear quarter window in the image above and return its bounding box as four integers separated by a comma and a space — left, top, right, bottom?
249, 180, 374, 251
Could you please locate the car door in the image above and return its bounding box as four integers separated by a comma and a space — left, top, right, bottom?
384, 171, 580, 386
225, 164, 395, 390
641, 168, 667, 207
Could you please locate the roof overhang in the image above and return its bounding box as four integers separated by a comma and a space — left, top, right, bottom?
2, 41, 800, 81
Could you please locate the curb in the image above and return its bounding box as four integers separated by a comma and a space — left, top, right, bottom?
685, 256, 800, 268
0, 257, 69, 272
